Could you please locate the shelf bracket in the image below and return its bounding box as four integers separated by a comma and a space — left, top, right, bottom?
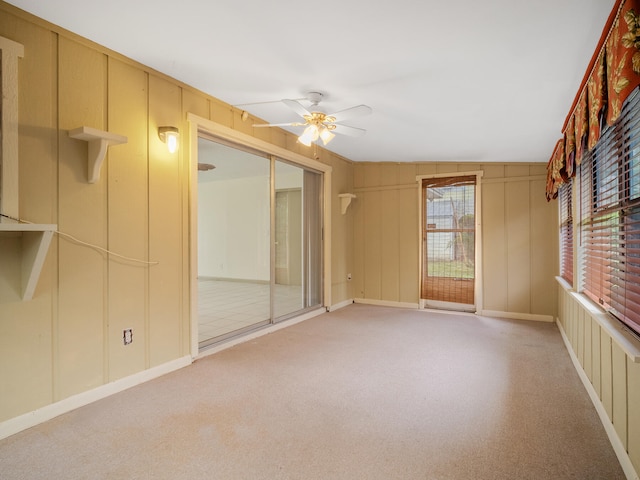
69, 126, 128, 183
0, 223, 56, 301
338, 193, 357, 215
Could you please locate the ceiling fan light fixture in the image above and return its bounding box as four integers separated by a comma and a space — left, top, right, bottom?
298, 124, 319, 147
253, 92, 372, 146
319, 125, 335, 145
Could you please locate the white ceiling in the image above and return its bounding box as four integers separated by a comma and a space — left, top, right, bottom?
7, 0, 616, 164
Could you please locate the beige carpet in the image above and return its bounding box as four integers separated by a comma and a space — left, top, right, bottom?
0, 305, 626, 479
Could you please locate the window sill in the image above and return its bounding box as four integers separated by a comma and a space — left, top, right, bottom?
556, 276, 640, 362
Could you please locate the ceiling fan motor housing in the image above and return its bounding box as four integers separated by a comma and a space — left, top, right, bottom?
306, 91, 324, 106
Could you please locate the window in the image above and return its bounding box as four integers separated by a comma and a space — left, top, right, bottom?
559, 181, 573, 285
579, 87, 640, 336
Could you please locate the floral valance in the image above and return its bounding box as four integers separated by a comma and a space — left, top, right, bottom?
546, 0, 640, 200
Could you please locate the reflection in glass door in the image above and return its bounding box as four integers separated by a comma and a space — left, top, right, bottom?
196, 138, 324, 348
197, 138, 271, 347
273, 161, 323, 320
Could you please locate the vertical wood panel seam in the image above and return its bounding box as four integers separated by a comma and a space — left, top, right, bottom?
394, 189, 400, 301
52, 29, 60, 403
626, 356, 631, 455
144, 71, 150, 370
503, 179, 508, 312
103, 52, 109, 385
364, 192, 368, 298
607, 334, 614, 412
529, 169, 537, 315
179, 86, 185, 355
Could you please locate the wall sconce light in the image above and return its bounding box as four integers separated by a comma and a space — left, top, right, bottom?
158, 126, 179, 153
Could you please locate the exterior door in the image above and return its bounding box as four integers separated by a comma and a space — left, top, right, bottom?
421, 175, 477, 310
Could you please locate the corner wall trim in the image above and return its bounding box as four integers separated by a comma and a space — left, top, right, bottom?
0, 355, 192, 441
328, 299, 354, 312
556, 319, 639, 480
478, 309, 554, 323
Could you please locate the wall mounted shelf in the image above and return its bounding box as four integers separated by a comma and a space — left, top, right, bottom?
0, 223, 56, 300
69, 126, 127, 183
338, 193, 357, 215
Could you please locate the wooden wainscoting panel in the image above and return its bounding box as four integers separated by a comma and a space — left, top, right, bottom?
363, 191, 382, 299
612, 343, 628, 449
627, 357, 640, 472
530, 179, 557, 316
591, 319, 602, 397
106, 58, 148, 381
584, 312, 594, 382
480, 181, 507, 311
399, 187, 419, 304
56, 37, 107, 400
352, 184, 365, 299
601, 330, 614, 420
578, 307, 586, 368
148, 74, 184, 367
380, 189, 399, 302
505, 180, 530, 313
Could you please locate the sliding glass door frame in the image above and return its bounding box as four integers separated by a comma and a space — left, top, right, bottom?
186, 114, 332, 357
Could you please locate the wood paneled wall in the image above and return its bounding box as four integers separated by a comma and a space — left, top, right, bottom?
330, 156, 354, 306
0, 2, 352, 423
558, 284, 640, 475
351, 162, 558, 317
0, 0, 558, 430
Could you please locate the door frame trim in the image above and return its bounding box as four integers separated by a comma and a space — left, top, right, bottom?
416, 171, 483, 313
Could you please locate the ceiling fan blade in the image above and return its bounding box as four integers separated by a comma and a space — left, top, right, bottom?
282, 99, 312, 118
328, 105, 372, 123
253, 122, 305, 128
333, 124, 367, 137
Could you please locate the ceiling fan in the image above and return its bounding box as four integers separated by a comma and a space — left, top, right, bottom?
253, 92, 373, 146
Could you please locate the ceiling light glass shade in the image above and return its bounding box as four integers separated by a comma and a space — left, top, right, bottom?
158, 126, 180, 153
319, 126, 335, 145
298, 125, 319, 146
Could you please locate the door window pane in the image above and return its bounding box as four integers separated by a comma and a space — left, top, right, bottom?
197, 138, 270, 346
273, 160, 323, 320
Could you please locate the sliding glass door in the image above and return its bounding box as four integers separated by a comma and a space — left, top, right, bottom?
197, 139, 271, 346
273, 160, 323, 320
196, 137, 323, 348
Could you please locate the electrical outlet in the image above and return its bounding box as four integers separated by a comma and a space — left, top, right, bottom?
347, 273, 352, 280
123, 329, 133, 346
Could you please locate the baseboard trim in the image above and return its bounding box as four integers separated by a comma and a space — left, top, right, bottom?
421, 298, 475, 312
479, 309, 554, 323
353, 298, 419, 309
556, 319, 639, 480
329, 299, 354, 311
0, 355, 193, 441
